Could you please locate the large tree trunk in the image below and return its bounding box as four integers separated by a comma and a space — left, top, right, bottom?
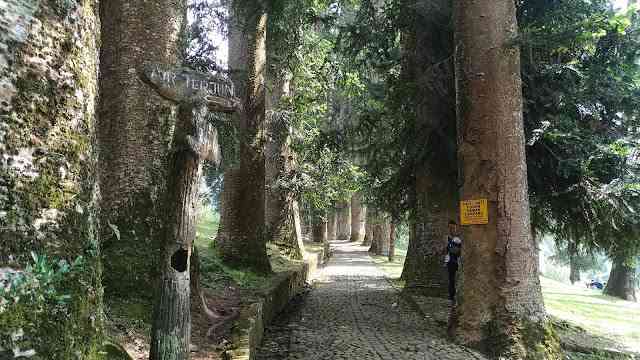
389, 222, 397, 262
380, 217, 391, 256
215, 1, 271, 272
0, 1, 103, 356
368, 209, 379, 253
350, 193, 366, 242
312, 216, 328, 244
337, 201, 351, 240
363, 210, 374, 247
454, 0, 559, 357
265, 69, 304, 259
150, 103, 208, 360
398, 0, 457, 297
327, 209, 338, 241
604, 256, 637, 302
370, 214, 390, 256
568, 242, 580, 285
98, 0, 186, 299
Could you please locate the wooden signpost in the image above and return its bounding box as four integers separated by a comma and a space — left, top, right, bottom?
143, 64, 239, 360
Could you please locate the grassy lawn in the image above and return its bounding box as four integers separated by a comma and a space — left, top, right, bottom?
541, 277, 640, 352
370, 252, 640, 353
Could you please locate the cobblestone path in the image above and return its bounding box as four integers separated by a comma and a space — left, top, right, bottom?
256, 240, 487, 360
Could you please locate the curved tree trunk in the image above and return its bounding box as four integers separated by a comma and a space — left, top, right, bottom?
97, 0, 186, 299
327, 209, 338, 241
350, 193, 366, 242
215, 1, 270, 272
337, 201, 351, 240
604, 256, 637, 302
0, 1, 103, 355
397, 0, 457, 297
454, 0, 558, 357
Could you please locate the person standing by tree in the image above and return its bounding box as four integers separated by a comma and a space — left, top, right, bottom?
444, 220, 462, 305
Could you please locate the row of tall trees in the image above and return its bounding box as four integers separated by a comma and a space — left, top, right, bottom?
2, 0, 638, 358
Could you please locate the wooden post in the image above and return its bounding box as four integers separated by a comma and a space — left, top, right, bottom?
141, 64, 238, 360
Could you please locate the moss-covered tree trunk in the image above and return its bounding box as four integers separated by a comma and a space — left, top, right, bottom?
337, 201, 351, 240
350, 193, 366, 242
98, 0, 186, 299
604, 256, 637, 302
454, 0, 560, 357
265, 69, 304, 259
0, 0, 103, 357
398, 0, 456, 297
215, 1, 271, 272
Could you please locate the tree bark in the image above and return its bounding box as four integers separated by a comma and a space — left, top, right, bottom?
398, 0, 457, 297
98, 0, 186, 299
0, 1, 103, 356
363, 209, 374, 247
454, 0, 558, 357
568, 242, 580, 285
337, 201, 351, 240
368, 209, 379, 253
350, 193, 366, 242
389, 221, 397, 262
312, 217, 328, 244
380, 217, 391, 256
370, 214, 390, 256
604, 256, 637, 302
150, 103, 208, 360
327, 209, 338, 241
265, 69, 304, 259
215, 1, 271, 272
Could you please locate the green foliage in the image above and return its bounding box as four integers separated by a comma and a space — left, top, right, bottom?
521, 0, 640, 263
289, 26, 365, 215
550, 244, 608, 274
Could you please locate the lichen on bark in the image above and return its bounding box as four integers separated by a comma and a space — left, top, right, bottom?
0, 0, 103, 357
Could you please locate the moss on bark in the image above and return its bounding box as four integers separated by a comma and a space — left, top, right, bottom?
0, 0, 104, 357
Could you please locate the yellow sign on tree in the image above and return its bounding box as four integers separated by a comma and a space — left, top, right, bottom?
460, 199, 488, 225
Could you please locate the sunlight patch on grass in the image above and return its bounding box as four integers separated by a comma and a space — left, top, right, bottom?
370, 253, 406, 279
195, 209, 219, 248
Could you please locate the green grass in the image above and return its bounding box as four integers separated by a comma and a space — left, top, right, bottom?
369, 253, 640, 353
195, 208, 220, 248
370, 251, 406, 279
541, 277, 640, 352
194, 207, 301, 290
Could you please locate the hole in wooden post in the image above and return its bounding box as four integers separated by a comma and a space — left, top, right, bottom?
171, 248, 188, 272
